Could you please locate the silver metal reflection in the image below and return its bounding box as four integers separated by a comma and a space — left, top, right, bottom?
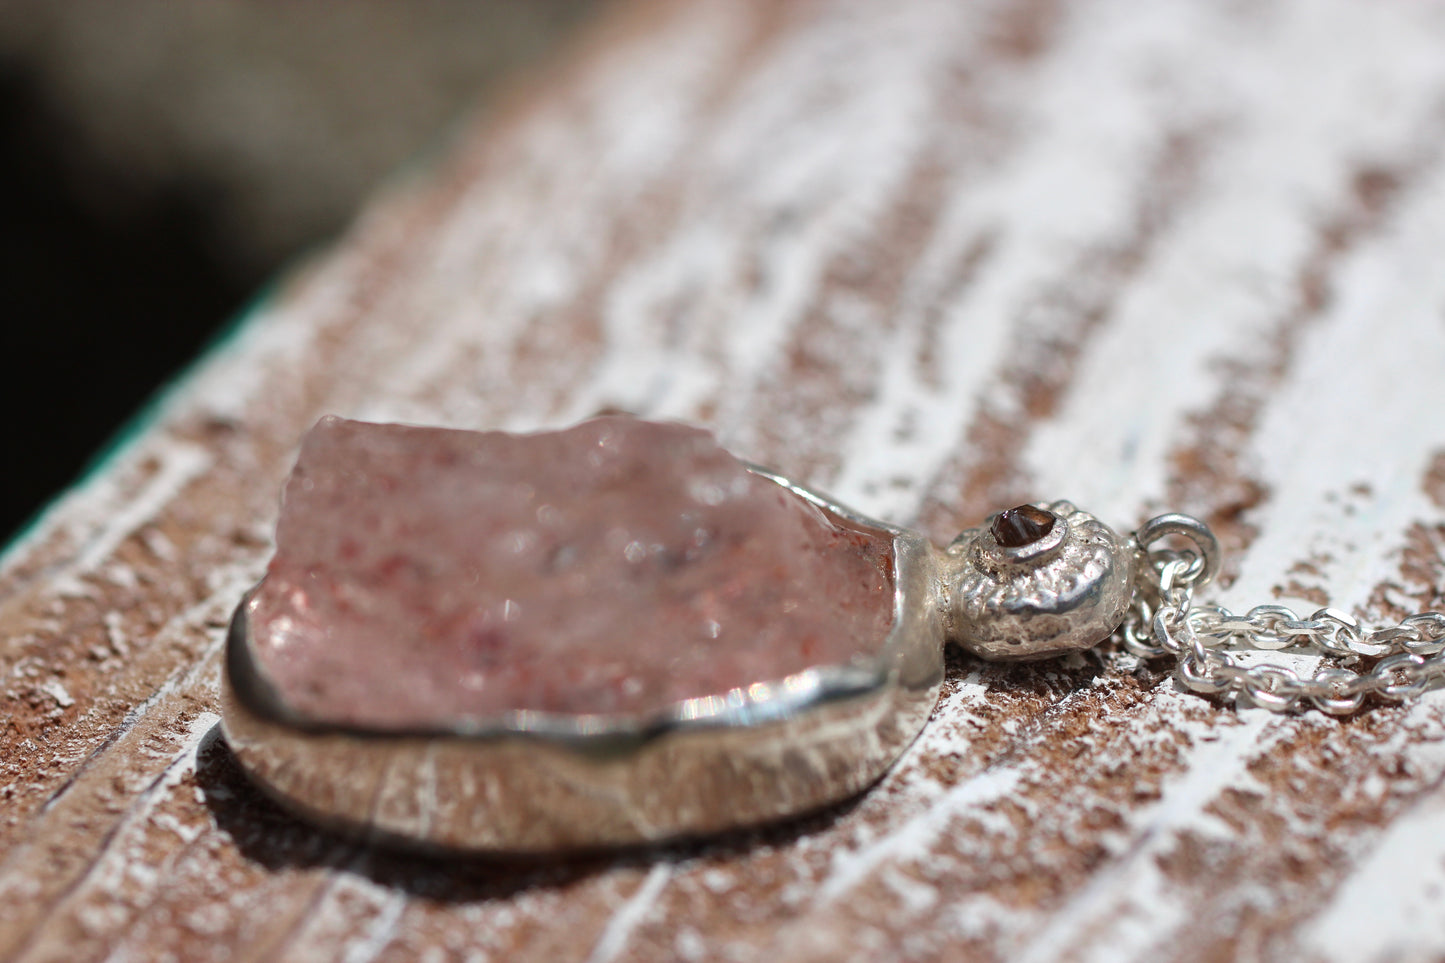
944, 501, 1135, 662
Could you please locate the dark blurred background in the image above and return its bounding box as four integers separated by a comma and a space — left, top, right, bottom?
0, 0, 597, 544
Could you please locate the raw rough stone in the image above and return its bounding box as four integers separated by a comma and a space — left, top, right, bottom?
248, 416, 896, 727
990, 504, 1055, 548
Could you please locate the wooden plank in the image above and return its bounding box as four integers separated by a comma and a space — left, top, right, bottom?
5, 0, 1445, 959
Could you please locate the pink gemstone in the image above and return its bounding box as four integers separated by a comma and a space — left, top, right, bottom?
247, 416, 896, 727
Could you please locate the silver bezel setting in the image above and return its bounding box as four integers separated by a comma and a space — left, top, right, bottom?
944, 501, 1134, 662
220, 468, 944, 855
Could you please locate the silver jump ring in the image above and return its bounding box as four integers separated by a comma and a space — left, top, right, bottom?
1136, 513, 1222, 588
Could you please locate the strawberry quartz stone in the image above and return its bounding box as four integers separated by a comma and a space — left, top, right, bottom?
247, 416, 897, 728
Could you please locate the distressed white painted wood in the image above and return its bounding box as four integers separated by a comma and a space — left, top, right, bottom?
4, 0, 1445, 959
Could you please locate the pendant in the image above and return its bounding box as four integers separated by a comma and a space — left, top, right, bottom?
222, 416, 1175, 854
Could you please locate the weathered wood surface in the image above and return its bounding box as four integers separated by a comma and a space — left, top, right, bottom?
6, 0, 1445, 959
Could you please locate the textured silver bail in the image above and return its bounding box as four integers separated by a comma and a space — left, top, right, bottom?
940, 501, 1135, 661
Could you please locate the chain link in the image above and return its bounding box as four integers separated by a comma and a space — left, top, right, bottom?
1121, 533, 1445, 714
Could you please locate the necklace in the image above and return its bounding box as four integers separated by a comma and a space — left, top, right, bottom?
220, 415, 1445, 854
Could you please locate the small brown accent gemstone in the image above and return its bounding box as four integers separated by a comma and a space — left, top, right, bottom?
991, 504, 1056, 548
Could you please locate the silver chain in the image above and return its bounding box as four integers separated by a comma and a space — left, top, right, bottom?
1119, 517, 1445, 714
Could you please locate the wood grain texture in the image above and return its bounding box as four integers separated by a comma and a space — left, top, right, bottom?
6, 0, 1445, 959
